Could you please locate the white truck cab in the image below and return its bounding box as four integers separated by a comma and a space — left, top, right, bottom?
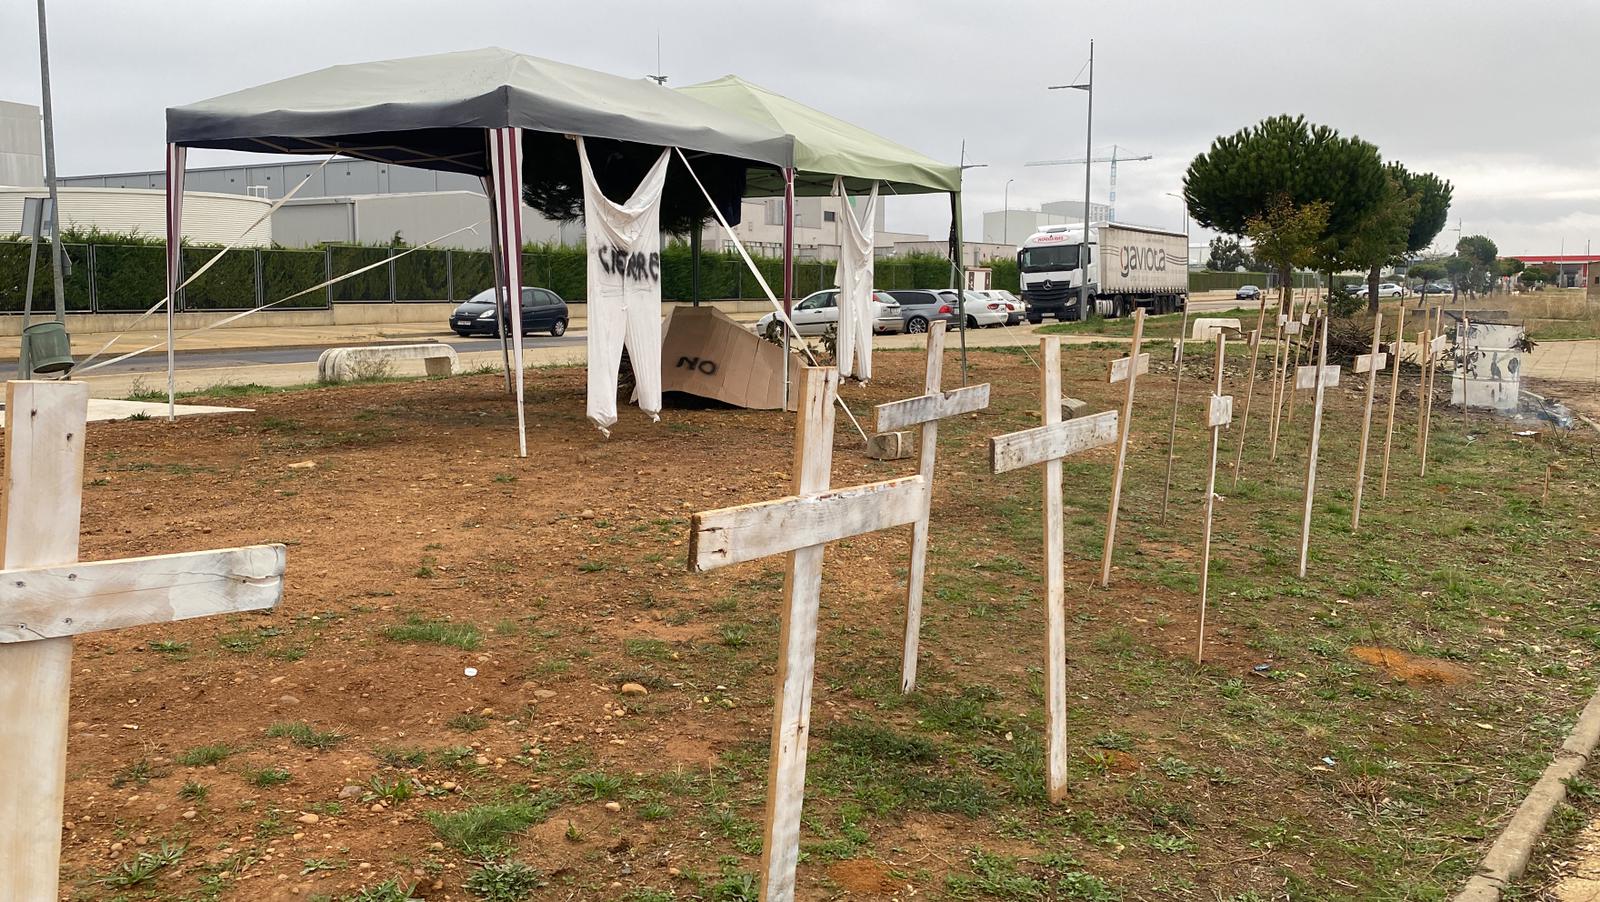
1018, 222, 1188, 322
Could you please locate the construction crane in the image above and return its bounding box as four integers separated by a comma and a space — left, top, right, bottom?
1024, 145, 1153, 222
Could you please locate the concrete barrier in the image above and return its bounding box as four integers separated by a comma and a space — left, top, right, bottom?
316, 343, 458, 382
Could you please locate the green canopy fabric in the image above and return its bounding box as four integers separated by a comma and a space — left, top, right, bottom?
677, 76, 960, 197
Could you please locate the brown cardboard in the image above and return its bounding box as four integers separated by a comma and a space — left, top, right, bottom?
659, 306, 792, 410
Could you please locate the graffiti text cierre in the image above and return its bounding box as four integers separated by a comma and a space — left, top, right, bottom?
1119, 245, 1170, 279
597, 245, 662, 284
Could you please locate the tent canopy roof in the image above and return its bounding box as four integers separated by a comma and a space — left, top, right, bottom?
165, 47, 795, 176
676, 76, 960, 197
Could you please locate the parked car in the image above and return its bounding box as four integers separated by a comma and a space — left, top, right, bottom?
983, 289, 1025, 326
450, 287, 569, 337
1345, 282, 1408, 299
753, 288, 902, 340
1421, 281, 1453, 296
939, 289, 1007, 328
1236, 284, 1262, 301
884, 289, 959, 334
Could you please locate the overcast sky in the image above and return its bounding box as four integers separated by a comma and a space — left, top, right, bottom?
2, 0, 1595, 257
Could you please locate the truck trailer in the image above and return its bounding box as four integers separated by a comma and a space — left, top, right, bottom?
1018, 221, 1189, 322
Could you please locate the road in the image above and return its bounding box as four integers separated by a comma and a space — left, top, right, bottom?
78, 332, 584, 377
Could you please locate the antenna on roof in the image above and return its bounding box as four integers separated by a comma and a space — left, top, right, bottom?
648, 29, 667, 85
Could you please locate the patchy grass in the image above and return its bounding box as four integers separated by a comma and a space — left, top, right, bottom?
266, 721, 343, 750
426, 793, 564, 855
381, 615, 483, 650
175, 744, 233, 766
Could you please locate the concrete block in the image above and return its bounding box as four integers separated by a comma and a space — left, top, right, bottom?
865, 431, 915, 460
316, 343, 458, 382
1062, 397, 1090, 419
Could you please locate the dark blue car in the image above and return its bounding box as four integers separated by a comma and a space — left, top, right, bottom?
450, 287, 569, 337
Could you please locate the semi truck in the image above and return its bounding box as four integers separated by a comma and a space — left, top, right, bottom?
1018, 221, 1189, 322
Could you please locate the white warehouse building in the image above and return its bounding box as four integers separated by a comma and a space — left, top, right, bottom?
0, 186, 272, 245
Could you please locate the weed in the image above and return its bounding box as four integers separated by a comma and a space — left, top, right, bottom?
246, 766, 292, 787
375, 746, 428, 769
719, 624, 749, 648
463, 859, 544, 901
1091, 731, 1134, 752
342, 879, 421, 902
382, 616, 482, 650
148, 639, 190, 657
110, 759, 159, 788
365, 775, 418, 805
426, 793, 562, 855
179, 780, 208, 802
449, 712, 490, 733
97, 842, 184, 888
176, 744, 233, 766
570, 771, 625, 800
640, 801, 672, 821
301, 857, 344, 875
267, 721, 343, 750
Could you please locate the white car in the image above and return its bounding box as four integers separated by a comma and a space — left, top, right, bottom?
940, 289, 1007, 327
978, 289, 1024, 326
1345, 282, 1408, 299
754, 289, 902, 339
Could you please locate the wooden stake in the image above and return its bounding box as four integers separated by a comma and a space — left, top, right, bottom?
1286, 308, 1319, 429
989, 338, 1120, 803
872, 322, 991, 693
1295, 318, 1339, 578
1267, 296, 1299, 459
1230, 294, 1271, 490
1101, 309, 1145, 587
1350, 311, 1387, 532
1197, 332, 1231, 664
1543, 461, 1565, 505
0, 381, 286, 900
1159, 306, 1192, 524
688, 367, 926, 901
1378, 309, 1404, 499
1421, 308, 1444, 477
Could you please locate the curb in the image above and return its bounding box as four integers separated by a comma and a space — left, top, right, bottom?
1453, 685, 1600, 900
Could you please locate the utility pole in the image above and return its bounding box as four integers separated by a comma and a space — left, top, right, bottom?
36, 0, 67, 322
1048, 40, 1094, 321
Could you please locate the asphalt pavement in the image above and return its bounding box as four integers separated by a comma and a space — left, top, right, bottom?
77, 332, 585, 377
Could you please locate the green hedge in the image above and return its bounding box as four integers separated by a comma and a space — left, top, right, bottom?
0, 241, 93, 313
261, 249, 327, 309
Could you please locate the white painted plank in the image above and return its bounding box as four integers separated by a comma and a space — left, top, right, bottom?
0, 545, 286, 643
1039, 337, 1069, 804
1430, 333, 1449, 353
1207, 393, 1234, 428
989, 410, 1119, 473
1107, 352, 1151, 384
1101, 310, 1146, 588
874, 383, 991, 432
1295, 364, 1342, 390
689, 477, 924, 572
0, 380, 87, 902
1354, 352, 1389, 374
901, 323, 946, 694
1283, 321, 1303, 336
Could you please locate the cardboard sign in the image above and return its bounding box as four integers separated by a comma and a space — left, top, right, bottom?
658, 306, 792, 410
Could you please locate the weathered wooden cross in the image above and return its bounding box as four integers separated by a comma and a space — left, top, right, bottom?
1158, 306, 1191, 524
1349, 311, 1389, 532
989, 336, 1120, 802
687, 366, 924, 902
1419, 309, 1448, 477
1378, 310, 1405, 499
1268, 308, 1306, 461
872, 322, 990, 694
0, 381, 286, 900
1100, 308, 1147, 588
1196, 332, 1232, 664
1229, 295, 1271, 489
1294, 316, 1339, 578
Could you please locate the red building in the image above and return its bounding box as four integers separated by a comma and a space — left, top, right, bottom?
1505, 254, 1599, 289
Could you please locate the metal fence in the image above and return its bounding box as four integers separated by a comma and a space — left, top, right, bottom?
0, 240, 969, 314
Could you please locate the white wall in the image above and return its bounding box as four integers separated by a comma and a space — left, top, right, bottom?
0, 186, 271, 245
0, 101, 44, 188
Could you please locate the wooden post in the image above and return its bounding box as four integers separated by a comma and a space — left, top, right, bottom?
1543, 462, 1565, 505
873, 322, 990, 693
1197, 333, 1231, 664
1378, 309, 1404, 499
1269, 302, 1305, 461
1350, 311, 1387, 532
0, 381, 286, 900
1230, 295, 1270, 489
1159, 306, 1191, 524
1100, 309, 1146, 587
1286, 307, 1319, 430
990, 337, 1120, 803
1420, 309, 1445, 477
1294, 318, 1339, 578
688, 367, 926, 902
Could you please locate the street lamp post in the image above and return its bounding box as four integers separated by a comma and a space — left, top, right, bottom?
36, 0, 67, 323
1003, 178, 1015, 247
1049, 39, 1094, 321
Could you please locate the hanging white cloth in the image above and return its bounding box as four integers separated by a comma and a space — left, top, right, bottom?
578, 137, 671, 435
832, 177, 878, 382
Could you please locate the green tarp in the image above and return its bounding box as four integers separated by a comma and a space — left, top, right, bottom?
677, 76, 960, 197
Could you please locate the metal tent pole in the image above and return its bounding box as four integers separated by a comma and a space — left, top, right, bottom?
951, 191, 968, 384
481, 176, 512, 393
783, 168, 795, 406
163, 145, 186, 422
36, 0, 67, 322
691, 219, 702, 307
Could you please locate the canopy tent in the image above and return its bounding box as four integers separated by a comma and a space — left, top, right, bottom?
676, 76, 971, 377
162, 48, 797, 453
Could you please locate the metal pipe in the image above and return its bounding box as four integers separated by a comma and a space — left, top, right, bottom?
782, 168, 795, 406
36, 0, 67, 322
1079, 39, 1094, 322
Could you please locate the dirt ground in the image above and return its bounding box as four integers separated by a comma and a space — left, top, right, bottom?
34, 343, 1600, 901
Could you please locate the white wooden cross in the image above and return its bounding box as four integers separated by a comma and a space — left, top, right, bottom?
0, 381, 286, 900
1196, 332, 1232, 664
1268, 306, 1307, 461
1099, 308, 1146, 588
1349, 311, 1388, 532
872, 322, 990, 694
1293, 317, 1339, 578
687, 366, 924, 902
989, 336, 1119, 803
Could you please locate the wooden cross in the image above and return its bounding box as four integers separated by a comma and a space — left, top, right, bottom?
1100, 308, 1146, 588
989, 336, 1119, 803
0, 381, 286, 900
1378, 310, 1405, 499
1268, 306, 1307, 461
1158, 306, 1191, 524
1419, 309, 1448, 477
1196, 332, 1231, 664
687, 366, 924, 902
1293, 317, 1339, 578
1349, 311, 1388, 532
1284, 307, 1321, 431
872, 322, 990, 693
1229, 294, 1271, 490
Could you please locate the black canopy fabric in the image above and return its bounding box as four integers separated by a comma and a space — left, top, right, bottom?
165, 47, 795, 175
